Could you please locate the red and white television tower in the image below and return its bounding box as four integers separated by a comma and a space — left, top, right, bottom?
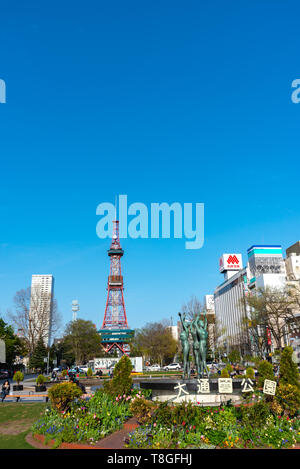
98, 219, 134, 355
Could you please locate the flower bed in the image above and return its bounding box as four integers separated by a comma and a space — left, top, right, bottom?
31, 389, 134, 448
125, 399, 300, 449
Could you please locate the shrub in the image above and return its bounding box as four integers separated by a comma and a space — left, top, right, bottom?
257, 360, 274, 388
221, 368, 229, 378
152, 402, 173, 426
245, 367, 255, 379
61, 369, 67, 378
36, 374, 46, 385
13, 371, 24, 384
103, 355, 133, 397
48, 382, 82, 412
279, 346, 300, 388
275, 383, 300, 417
130, 397, 154, 424
241, 399, 271, 427
87, 368, 93, 377
225, 364, 233, 374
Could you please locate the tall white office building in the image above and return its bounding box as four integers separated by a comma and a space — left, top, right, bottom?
29, 275, 54, 348
214, 254, 250, 354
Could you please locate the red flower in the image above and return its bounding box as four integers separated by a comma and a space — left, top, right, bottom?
182, 421, 186, 426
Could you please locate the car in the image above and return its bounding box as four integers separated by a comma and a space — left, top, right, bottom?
0, 370, 10, 379
164, 363, 181, 371
147, 364, 161, 372
68, 367, 85, 375
78, 365, 89, 373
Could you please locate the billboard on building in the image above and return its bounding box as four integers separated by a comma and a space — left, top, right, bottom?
219, 254, 243, 273
204, 295, 215, 312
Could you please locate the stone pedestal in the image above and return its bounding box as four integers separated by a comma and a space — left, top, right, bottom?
139, 378, 251, 406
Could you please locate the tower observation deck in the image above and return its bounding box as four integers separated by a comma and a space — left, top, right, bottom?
98, 220, 134, 355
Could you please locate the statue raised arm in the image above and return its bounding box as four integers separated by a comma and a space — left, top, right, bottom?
178, 312, 191, 380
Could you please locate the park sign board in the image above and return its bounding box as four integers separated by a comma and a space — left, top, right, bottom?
263, 379, 277, 396
141, 377, 275, 402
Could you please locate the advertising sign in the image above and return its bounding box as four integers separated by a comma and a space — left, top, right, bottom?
219, 254, 243, 272
204, 295, 215, 312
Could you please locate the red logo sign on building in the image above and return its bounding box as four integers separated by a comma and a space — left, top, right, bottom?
227, 255, 240, 265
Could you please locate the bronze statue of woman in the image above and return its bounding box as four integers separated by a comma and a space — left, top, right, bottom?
190, 317, 201, 376
195, 311, 210, 378
178, 312, 191, 379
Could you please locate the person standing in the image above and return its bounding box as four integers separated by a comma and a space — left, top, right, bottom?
1, 380, 10, 402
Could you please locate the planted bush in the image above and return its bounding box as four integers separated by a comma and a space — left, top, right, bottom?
48, 382, 82, 412
257, 360, 274, 388
87, 368, 93, 377
275, 383, 300, 417
36, 374, 46, 385
279, 347, 300, 388
103, 355, 133, 397
221, 368, 229, 378
245, 367, 255, 379
13, 371, 24, 385
130, 396, 154, 424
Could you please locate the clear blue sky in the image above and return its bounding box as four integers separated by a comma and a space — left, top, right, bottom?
0, 1, 300, 336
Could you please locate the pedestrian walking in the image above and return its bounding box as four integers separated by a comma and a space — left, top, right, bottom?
1, 380, 10, 402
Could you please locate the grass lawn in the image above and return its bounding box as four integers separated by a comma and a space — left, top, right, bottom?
0, 402, 47, 449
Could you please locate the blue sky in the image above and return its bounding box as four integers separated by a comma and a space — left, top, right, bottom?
0, 1, 300, 336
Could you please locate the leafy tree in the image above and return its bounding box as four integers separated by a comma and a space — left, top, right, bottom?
104, 355, 133, 396
245, 287, 300, 352
257, 360, 275, 388
29, 336, 47, 371
279, 346, 300, 388
62, 319, 102, 364
132, 321, 177, 366
228, 349, 241, 364
0, 317, 26, 368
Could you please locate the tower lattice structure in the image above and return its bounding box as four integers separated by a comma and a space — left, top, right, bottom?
99, 220, 134, 355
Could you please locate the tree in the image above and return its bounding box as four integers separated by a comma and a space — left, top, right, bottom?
62, 319, 102, 364
245, 286, 300, 353
8, 287, 61, 355
0, 317, 26, 368
132, 320, 177, 366
29, 336, 47, 371
279, 346, 300, 388
228, 349, 241, 364
104, 355, 133, 397
257, 360, 275, 388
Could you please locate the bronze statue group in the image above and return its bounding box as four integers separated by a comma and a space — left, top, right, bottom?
179, 311, 210, 379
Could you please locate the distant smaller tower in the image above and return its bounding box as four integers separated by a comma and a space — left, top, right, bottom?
72, 300, 79, 321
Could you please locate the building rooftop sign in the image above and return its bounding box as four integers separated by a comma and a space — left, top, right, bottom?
219, 253, 242, 273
